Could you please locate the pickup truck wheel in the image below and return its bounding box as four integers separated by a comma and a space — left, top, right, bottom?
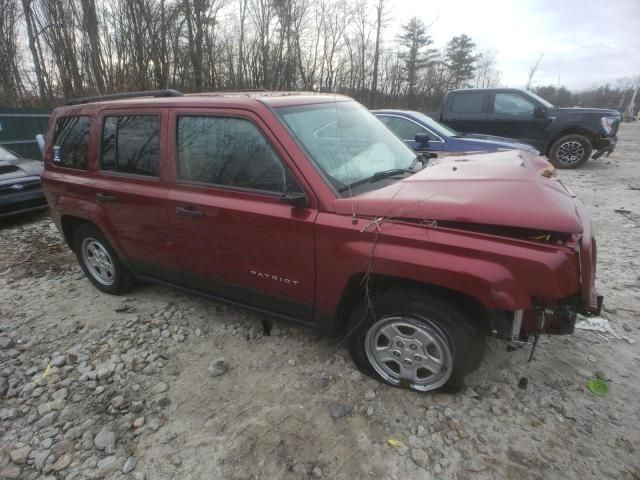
73, 224, 134, 295
347, 290, 484, 393
549, 134, 593, 169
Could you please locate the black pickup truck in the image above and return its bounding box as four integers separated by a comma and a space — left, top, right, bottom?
431, 88, 621, 168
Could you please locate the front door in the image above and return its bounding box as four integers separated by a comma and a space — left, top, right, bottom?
167, 110, 318, 323
488, 92, 551, 148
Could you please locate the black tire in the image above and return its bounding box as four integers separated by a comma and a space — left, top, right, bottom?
72, 223, 134, 295
548, 134, 593, 169
347, 288, 484, 393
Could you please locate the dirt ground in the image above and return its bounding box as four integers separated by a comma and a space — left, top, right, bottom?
1, 123, 639, 480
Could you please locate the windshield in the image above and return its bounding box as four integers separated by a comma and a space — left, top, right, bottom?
277, 101, 416, 194
0, 146, 19, 161
526, 90, 554, 108
409, 111, 460, 137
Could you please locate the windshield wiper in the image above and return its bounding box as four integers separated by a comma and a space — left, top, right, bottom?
338, 168, 414, 192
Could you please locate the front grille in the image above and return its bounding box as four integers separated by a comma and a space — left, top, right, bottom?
0, 179, 41, 195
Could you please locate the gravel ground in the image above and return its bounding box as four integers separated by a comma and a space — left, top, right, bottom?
1, 123, 639, 480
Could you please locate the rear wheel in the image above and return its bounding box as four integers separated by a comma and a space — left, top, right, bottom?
347, 289, 484, 393
73, 223, 134, 295
549, 134, 592, 169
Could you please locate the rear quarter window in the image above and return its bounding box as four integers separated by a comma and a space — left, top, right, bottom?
54, 116, 91, 169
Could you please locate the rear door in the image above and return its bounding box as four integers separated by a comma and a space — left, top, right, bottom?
167, 108, 318, 322
443, 92, 490, 133
92, 108, 180, 283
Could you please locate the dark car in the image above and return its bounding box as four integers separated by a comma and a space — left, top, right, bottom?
0, 145, 46, 218
432, 88, 620, 168
41, 90, 601, 393
373, 109, 537, 155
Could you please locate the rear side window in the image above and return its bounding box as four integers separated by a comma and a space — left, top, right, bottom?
101, 115, 160, 177
177, 116, 289, 193
54, 116, 91, 169
450, 94, 484, 114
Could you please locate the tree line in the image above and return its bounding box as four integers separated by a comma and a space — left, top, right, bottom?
0, 0, 635, 113
0, 0, 492, 109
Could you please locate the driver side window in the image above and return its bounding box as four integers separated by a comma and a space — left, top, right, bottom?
177, 116, 296, 193
379, 116, 435, 141
494, 93, 534, 116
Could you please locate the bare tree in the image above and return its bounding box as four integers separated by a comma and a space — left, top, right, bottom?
526, 52, 544, 90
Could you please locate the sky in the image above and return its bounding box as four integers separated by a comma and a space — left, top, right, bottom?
388, 0, 640, 90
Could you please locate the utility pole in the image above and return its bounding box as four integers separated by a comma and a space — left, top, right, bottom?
624, 78, 638, 122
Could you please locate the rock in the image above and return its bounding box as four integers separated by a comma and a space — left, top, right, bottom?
595, 370, 608, 381
51, 453, 72, 471
51, 355, 66, 367
366, 405, 374, 416
0, 336, 14, 349
329, 401, 352, 418
587, 355, 597, 363
94, 429, 116, 450
10, 445, 31, 464
1, 407, 18, 420
151, 382, 169, 394
123, 456, 137, 474
410, 448, 429, 468
38, 402, 51, 416
350, 371, 362, 381
0, 376, 8, 396
157, 396, 171, 408
464, 457, 489, 472
52, 388, 68, 401
96, 455, 122, 476
170, 455, 182, 466
312, 466, 323, 478
1, 465, 21, 479
111, 395, 125, 409
147, 417, 161, 432
208, 358, 227, 377
490, 404, 501, 415
133, 417, 145, 428
417, 425, 427, 437
132, 473, 146, 480
364, 390, 376, 401
34, 450, 50, 471
288, 359, 296, 367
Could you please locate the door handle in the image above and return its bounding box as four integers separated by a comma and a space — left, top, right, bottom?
176, 206, 205, 218
96, 193, 117, 203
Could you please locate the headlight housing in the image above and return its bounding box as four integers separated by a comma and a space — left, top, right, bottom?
600, 116, 617, 135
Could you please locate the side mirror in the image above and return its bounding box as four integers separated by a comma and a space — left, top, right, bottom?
414, 132, 431, 147
533, 106, 547, 119
280, 192, 308, 207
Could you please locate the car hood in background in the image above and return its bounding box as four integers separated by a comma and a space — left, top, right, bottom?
0, 158, 43, 182
456, 133, 537, 153
552, 107, 620, 117
334, 150, 582, 234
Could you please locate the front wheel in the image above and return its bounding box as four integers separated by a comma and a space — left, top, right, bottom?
347, 289, 484, 393
549, 134, 593, 169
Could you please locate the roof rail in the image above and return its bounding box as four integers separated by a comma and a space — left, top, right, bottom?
67, 89, 183, 106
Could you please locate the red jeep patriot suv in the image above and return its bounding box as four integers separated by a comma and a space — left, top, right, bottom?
41, 90, 602, 393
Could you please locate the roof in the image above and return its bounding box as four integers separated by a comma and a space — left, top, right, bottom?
62, 91, 352, 111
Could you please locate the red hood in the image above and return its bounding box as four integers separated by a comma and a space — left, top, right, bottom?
333, 150, 583, 234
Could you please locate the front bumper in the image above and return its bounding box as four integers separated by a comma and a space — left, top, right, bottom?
0, 188, 48, 218
592, 136, 617, 159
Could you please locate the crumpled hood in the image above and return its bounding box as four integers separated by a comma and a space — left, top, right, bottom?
0, 158, 43, 182
334, 150, 583, 234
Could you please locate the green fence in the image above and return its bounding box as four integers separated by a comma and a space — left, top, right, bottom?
0, 108, 51, 159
